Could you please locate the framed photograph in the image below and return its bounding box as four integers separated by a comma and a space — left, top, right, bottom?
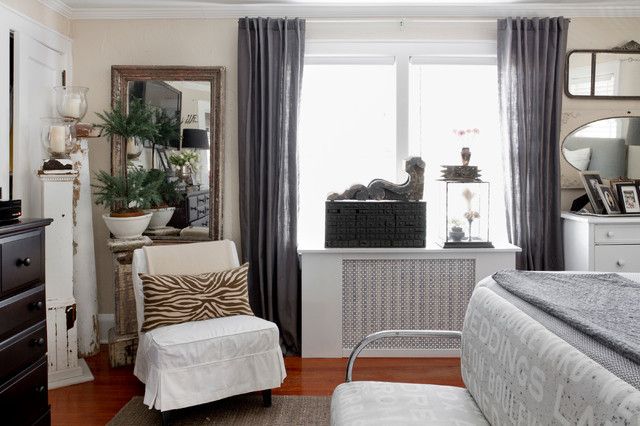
615, 183, 640, 213
597, 184, 621, 214
579, 171, 605, 213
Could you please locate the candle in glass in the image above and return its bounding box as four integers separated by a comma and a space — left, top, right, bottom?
126, 137, 137, 155
49, 125, 67, 154
63, 95, 82, 119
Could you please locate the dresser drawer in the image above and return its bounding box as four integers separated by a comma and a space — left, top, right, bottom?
594, 224, 640, 244
188, 197, 209, 222
0, 285, 46, 340
1, 230, 45, 294
0, 356, 48, 425
0, 321, 46, 382
594, 245, 640, 272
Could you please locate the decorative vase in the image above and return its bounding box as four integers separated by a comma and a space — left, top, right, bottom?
461, 147, 471, 166
102, 213, 152, 239
178, 165, 194, 186
144, 207, 176, 229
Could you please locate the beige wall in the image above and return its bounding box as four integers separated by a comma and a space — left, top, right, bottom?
73, 17, 499, 315
72, 16, 640, 314
560, 17, 640, 210
1, 0, 70, 36
71, 19, 238, 313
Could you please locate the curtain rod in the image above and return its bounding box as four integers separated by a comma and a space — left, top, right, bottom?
305, 18, 571, 24
306, 18, 498, 23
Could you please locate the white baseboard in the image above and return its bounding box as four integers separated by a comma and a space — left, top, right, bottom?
98, 314, 115, 344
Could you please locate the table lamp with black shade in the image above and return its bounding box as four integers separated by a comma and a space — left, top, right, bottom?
180, 128, 210, 188
181, 128, 210, 150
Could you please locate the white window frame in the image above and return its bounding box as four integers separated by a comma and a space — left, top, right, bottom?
304, 40, 497, 180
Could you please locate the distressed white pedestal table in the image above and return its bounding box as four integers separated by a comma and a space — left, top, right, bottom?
40, 172, 94, 388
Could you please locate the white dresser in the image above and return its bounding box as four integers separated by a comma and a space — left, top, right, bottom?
562, 212, 640, 272
299, 243, 520, 358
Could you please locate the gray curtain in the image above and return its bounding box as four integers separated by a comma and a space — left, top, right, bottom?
237, 17, 305, 354
497, 17, 569, 271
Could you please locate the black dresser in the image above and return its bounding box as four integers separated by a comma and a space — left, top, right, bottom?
0, 219, 52, 425
168, 189, 210, 229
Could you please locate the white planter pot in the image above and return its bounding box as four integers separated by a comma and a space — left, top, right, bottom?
102, 213, 152, 239
144, 207, 176, 229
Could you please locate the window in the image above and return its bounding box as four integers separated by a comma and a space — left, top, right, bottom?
298, 42, 506, 247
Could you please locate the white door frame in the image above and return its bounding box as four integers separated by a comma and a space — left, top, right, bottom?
0, 3, 72, 201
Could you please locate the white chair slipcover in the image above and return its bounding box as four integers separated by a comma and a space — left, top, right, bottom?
131, 240, 286, 411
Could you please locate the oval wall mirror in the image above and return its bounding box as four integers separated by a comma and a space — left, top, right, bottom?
562, 117, 640, 180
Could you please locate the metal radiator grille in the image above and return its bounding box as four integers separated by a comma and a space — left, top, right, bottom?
342, 258, 476, 350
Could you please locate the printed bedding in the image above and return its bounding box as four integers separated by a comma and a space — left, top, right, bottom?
462, 274, 640, 425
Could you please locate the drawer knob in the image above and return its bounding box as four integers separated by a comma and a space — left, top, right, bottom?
35, 385, 46, 393
16, 257, 32, 267
29, 301, 44, 311
607, 231, 615, 238
31, 337, 46, 347
617, 260, 626, 267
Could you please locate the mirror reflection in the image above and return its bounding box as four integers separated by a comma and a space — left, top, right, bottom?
127, 80, 212, 239
567, 52, 592, 96
567, 49, 640, 98
563, 117, 640, 179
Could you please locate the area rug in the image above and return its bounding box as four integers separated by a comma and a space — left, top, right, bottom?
108, 394, 331, 425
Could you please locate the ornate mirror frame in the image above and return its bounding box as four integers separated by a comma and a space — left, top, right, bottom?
111, 65, 225, 240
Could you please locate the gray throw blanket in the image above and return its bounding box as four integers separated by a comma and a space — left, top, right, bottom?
493, 271, 640, 363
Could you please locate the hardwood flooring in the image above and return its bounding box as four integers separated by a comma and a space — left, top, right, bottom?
48, 345, 463, 425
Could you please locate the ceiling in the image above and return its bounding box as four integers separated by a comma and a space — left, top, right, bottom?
41, 0, 640, 19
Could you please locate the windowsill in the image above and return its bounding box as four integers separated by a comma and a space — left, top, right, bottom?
298, 242, 521, 254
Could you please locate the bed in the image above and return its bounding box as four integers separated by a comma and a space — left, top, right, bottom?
331, 272, 640, 425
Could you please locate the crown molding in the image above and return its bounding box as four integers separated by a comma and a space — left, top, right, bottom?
41, 2, 640, 20
38, 0, 73, 19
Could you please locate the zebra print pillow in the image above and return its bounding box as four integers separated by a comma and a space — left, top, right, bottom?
139, 263, 253, 332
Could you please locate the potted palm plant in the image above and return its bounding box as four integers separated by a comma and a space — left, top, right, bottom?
150, 109, 180, 167
142, 169, 180, 229
95, 98, 157, 159
93, 168, 161, 239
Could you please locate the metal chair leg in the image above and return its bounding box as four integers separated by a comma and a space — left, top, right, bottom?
262, 389, 272, 407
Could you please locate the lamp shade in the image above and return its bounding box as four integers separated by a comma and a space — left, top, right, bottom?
181, 128, 209, 150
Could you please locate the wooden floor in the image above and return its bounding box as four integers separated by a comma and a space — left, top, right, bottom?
48, 345, 463, 425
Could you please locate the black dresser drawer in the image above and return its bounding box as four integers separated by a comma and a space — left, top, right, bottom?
0, 285, 45, 340
0, 321, 46, 382
0, 356, 48, 426
1, 229, 45, 295
188, 193, 210, 222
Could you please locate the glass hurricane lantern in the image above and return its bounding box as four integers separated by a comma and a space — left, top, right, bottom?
41, 117, 74, 159
54, 86, 89, 122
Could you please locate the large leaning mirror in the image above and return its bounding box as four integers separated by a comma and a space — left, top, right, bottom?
111, 66, 225, 240
563, 117, 640, 180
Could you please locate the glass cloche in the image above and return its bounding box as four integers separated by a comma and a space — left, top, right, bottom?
438, 180, 493, 248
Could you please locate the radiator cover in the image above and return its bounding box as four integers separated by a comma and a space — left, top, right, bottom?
342, 258, 476, 350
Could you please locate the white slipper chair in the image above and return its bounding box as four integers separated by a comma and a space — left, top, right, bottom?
131, 240, 286, 419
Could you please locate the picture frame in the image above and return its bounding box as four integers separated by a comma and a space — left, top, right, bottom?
615, 183, 640, 213
579, 171, 605, 213
597, 184, 621, 214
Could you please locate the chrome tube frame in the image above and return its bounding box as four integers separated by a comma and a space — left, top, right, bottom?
345, 330, 462, 382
